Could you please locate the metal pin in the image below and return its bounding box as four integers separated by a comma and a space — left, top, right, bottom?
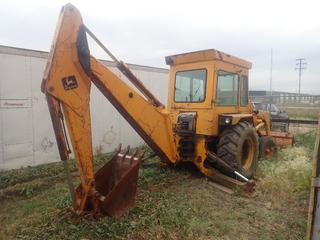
234, 171, 249, 182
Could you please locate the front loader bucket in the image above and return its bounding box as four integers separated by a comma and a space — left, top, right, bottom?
76, 145, 143, 218
269, 131, 294, 148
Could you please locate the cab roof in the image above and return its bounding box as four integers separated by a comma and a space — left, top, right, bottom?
165, 49, 252, 69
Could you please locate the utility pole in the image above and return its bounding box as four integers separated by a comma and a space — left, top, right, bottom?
295, 58, 307, 95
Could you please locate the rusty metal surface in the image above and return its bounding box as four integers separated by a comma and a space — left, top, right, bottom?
259, 130, 294, 148
273, 118, 318, 125
268, 131, 294, 148
211, 169, 256, 192
203, 162, 256, 192
76, 145, 143, 217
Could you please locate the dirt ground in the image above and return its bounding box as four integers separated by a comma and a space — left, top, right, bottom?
0, 131, 314, 240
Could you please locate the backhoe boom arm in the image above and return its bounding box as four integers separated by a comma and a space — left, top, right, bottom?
41, 4, 177, 214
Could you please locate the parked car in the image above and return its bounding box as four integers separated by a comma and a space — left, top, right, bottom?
253, 102, 289, 132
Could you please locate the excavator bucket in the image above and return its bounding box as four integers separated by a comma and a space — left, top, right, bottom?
76, 145, 144, 218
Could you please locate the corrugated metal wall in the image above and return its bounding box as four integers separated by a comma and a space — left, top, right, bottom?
0, 46, 169, 170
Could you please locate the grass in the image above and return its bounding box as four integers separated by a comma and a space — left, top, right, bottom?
280, 104, 320, 120
0, 132, 315, 240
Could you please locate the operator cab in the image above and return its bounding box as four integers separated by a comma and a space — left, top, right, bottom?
165, 49, 253, 137
166, 49, 252, 111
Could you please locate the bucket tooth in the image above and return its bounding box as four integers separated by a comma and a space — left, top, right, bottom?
139, 150, 146, 160
115, 144, 122, 152
122, 146, 130, 160
128, 150, 138, 164
131, 150, 138, 159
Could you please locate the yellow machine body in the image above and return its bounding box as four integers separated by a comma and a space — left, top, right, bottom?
167, 50, 252, 136
42, 4, 289, 216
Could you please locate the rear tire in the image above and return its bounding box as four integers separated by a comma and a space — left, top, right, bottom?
217, 122, 259, 178
259, 136, 277, 159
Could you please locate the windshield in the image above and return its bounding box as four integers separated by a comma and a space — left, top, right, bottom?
174, 69, 206, 102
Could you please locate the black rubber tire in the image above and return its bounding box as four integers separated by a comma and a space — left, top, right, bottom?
259, 136, 277, 159
217, 122, 259, 178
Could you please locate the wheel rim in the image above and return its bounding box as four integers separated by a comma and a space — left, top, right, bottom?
242, 138, 254, 170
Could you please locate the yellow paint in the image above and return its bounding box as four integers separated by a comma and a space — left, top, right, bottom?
167, 57, 251, 136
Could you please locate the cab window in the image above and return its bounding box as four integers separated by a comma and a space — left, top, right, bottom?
240, 75, 249, 106
216, 71, 238, 105
174, 69, 206, 102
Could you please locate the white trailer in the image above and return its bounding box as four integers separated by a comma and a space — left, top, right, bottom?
0, 45, 169, 170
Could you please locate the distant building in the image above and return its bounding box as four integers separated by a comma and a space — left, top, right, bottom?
249, 90, 319, 104
0, 45, 169, 170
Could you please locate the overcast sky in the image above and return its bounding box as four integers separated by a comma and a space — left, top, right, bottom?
0, 0, 319, 93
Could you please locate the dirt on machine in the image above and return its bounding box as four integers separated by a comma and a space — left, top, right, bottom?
41, 4, 294, 217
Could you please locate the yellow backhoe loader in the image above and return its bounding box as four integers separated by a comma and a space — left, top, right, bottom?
41, 4, 293, 217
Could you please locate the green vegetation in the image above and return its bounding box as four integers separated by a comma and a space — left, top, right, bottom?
0, 132, 315, 239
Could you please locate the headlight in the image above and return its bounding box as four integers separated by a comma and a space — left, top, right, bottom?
219, 115, 233, 126
225, 117, 231, 124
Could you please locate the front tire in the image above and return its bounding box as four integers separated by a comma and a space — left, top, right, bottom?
217, 122, 259, 178
259, 136, 277, 159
